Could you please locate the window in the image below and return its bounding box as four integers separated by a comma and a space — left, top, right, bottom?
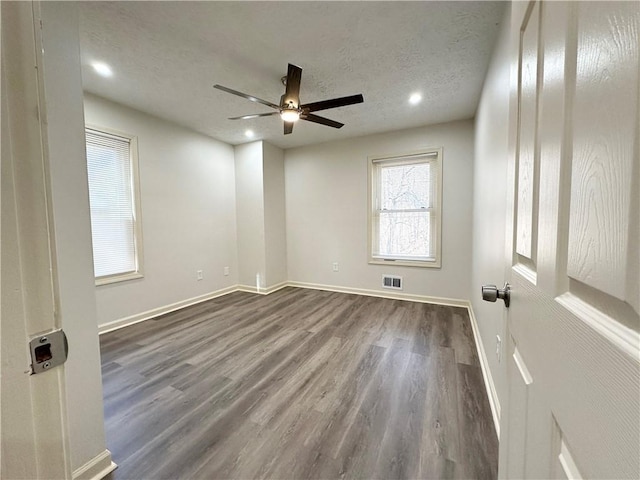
368, 148, 442, 268
85, 126, 143, 284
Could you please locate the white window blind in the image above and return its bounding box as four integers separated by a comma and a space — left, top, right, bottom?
369, 150, 442, 267
85, 128, 139, 279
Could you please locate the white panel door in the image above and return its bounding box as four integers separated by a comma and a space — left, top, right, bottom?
1, 2, 71, 478
499, 1, 640, 479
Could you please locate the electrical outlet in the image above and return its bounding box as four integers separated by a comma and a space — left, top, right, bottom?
496, 335, 502, 363
332, 262, 339, 272
196, 270, 203, 281
223, 266, 230, 276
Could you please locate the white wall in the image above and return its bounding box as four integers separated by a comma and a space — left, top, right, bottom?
263, 142, 287, 287
235, 140, 287, 289
83, 94, 238, 326
234, 141, 266, 287
285, 120, 474, 300
471, 5, 511, 425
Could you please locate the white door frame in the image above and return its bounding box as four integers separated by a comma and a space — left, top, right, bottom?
1, 1, 72, 478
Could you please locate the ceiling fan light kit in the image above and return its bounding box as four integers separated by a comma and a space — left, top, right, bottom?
280, 109, 300, 123
214, 63, 364, 135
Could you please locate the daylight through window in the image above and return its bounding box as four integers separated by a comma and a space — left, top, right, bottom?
369, 149, 442, 267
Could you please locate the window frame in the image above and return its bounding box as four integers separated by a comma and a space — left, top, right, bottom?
367, 147, 443, 268
85, 124, 144, 286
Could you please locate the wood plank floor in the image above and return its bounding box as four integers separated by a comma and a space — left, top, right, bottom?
100, 287, 498, 480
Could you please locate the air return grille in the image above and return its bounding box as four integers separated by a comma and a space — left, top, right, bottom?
382, 275, 403, 290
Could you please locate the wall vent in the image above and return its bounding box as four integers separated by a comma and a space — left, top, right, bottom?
382, 275, 403, 290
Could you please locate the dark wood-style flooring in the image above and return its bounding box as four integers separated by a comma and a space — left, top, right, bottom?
100, 287, 498, 480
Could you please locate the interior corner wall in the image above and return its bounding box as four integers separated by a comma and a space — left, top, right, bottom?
284, 120, 474, 300
471, 4, 511, 420
39, 3, 108, 473
262, 142, 287, 287
83, 94, 238, 326
234, 141, 266, 288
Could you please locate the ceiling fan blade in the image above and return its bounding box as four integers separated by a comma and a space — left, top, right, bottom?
301, 94, 364, 113
282, 64, 302, 108
284, 121, 294, 135
302, 113, 344, 129
228, 112, 279, 120
213, 84, 280, 110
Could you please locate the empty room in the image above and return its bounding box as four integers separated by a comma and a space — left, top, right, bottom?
2, 1, 639, 480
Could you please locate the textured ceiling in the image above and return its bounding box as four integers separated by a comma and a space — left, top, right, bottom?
78, 1, 505, 149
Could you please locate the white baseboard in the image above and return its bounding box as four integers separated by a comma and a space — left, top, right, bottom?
287, 281, 469, 308
98, 285, 238, 334
99, 281, 469, 333
236, 281, 289, 295
466, 303, 501, 439
72, 449, 116, 480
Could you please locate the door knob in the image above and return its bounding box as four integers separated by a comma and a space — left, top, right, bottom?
482, 282, 510, 308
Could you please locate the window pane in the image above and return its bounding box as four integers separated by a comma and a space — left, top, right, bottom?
380, 162, 430, 210
378, 211, 431, 258
86, 131, 137, 278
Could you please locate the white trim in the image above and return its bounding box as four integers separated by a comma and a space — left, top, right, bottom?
287, 281, 468, 307
369, 258, 440, 269
556, 292, 640, 361
85, 124, 145, 285
98, 282, 469, 334
236, 281, 289, 295
513, 262, 537, 285
72, 449, 116, 480
96, 271, 143, 286
559, 439, 583, 479
98, 286, 237, 334
513, 347, 533, 386
2, 4, 72, 476
370, 150, 438, 164
367, 147, 443, 269
466, 303, 502, 439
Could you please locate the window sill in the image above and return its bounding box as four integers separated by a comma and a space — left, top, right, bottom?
369, 258, 441, 269
96, 271, 144, 286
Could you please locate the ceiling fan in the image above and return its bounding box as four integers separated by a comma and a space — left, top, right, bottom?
214, 63, 364, 135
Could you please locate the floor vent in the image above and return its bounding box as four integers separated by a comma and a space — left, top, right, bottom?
382, 275, 403, 290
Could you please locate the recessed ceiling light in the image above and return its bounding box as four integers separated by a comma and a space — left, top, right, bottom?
409, 93, 422, 105
91, 61, 113, 78
245, 130, 254, 138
